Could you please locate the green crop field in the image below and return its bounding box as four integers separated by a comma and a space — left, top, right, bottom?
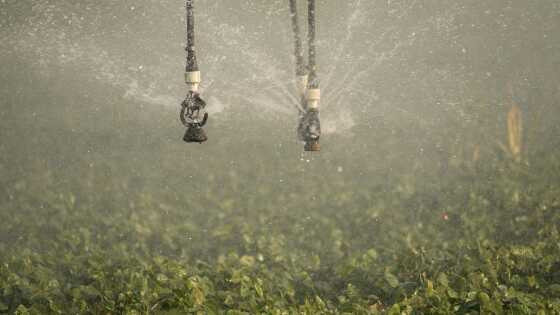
1, 102, 559, 314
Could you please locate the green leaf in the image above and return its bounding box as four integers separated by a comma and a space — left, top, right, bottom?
384, 271, 399, 288
366, 248, 378, 259
14, 305, 30, 315
447, 288, 459, 299
388, 303, 401, 315
437, 273, 449, 287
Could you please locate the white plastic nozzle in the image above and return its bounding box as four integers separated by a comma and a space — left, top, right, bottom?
185, 71, 201, 92
306, 88, 320, 109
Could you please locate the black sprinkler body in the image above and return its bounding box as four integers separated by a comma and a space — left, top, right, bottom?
180, 91, 208, 143
298, 108, 321, 151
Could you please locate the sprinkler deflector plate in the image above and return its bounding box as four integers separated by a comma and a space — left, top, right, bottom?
304, 140, 320, 151
183, 127, 207, 143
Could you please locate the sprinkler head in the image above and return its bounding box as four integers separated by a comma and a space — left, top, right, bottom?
180, 90, 208, 144
298, 108, 321, 151
183, 126, 207, 143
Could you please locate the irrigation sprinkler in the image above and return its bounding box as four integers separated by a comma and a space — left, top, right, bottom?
300, 0, 321, 151
180, 0, 208, 143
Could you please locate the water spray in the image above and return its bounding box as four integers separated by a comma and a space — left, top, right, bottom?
181, 0, 208, 143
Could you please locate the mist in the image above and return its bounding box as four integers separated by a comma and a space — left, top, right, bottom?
1, 0, 559, 313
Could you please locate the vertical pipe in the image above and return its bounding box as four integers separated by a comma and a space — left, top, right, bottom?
304, 0, 320, 151
289, 0, 306, 77
186, 0, 198, 72
307, 0, 318, 90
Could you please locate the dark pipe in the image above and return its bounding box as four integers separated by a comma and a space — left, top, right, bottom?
289, 0, 307, 77
307, 0, 318, 90
186, 0, 198, 72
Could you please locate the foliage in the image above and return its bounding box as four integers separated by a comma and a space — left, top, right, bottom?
1, 113, 560, 315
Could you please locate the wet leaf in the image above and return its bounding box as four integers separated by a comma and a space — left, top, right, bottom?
384, 271, 399, 288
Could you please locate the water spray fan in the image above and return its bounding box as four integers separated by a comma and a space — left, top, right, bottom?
180, 0, 208, 143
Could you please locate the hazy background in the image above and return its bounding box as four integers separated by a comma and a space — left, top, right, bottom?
1, 0, 559, 249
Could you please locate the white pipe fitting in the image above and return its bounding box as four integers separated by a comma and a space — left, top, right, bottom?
306, 88, 320, 109
185, 71, 201, 92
